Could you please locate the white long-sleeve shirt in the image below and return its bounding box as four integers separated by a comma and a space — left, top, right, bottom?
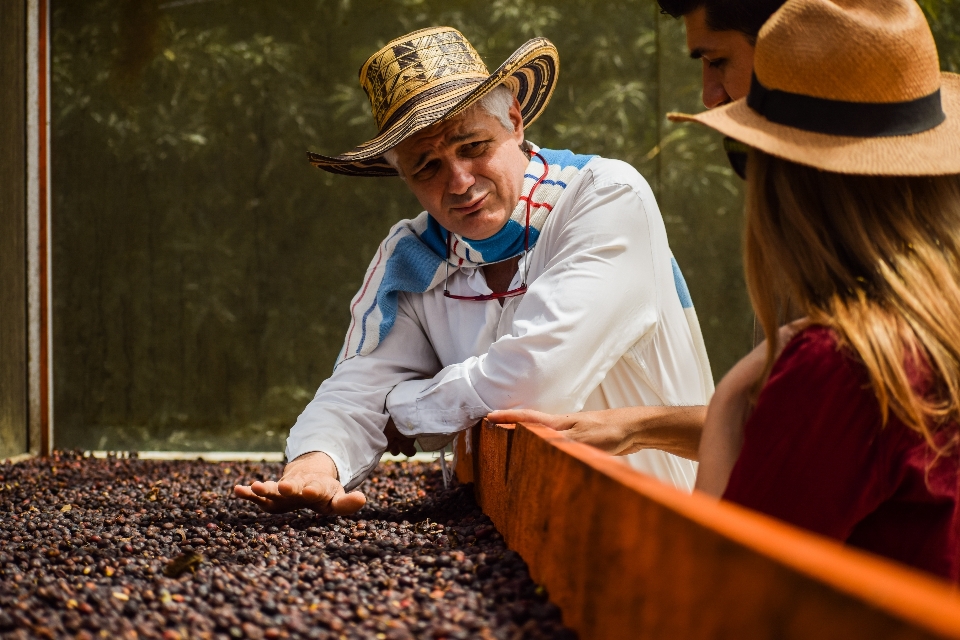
286, 157, 713, 491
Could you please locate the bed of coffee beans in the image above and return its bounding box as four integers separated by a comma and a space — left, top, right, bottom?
0, 452, 575, 639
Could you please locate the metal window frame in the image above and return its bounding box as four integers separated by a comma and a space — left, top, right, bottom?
26, 0, 53, 458
1, 0, 30, 460
1, 0, 51, 462
26, 0, 53, 455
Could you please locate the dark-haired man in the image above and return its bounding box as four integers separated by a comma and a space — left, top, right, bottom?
487, 0, 789, 457
658, 0, 786, 107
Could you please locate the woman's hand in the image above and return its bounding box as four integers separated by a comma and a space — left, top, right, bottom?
486, 405, 706, 460
695, 319, 808, 496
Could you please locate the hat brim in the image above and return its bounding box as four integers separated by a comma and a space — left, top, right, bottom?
668, 72, 960, 176
307, 37, 560, 177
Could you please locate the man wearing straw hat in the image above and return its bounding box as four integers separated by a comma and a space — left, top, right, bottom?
234, 28, 713, 514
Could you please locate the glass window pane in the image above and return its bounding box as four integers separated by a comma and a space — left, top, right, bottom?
44, 0, 752, 451
923, 0, 960, 71
52, 1, 960, 451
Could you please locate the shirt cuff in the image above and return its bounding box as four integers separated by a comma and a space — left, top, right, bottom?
386, 360, 492, 436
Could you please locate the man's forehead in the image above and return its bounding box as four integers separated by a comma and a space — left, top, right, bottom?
683, 7, 750, 58
684, 9, 718, 54
407, 119, 466, 147
397, 112, 491, 156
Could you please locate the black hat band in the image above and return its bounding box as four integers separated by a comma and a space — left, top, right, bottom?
747, 73, 945, 138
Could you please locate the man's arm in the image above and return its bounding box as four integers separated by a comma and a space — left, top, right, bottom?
486, 405, 705, 460
235, 294, 440, 514
485, 323, 805, 465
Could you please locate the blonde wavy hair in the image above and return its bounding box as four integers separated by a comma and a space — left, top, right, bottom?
745, 149, 960, 452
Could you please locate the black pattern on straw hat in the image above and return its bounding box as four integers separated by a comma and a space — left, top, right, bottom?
669, 0, 960, 176
307, 27, 560, 177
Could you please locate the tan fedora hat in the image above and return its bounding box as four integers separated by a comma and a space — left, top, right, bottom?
307, 27, 559, 177
669, 0, 960, 176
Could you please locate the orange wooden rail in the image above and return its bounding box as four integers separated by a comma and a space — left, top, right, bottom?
455, 420, 960, 640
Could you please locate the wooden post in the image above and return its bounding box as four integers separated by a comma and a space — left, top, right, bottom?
0, 0, 29, 459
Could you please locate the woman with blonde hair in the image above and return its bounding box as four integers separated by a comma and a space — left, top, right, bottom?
671, 0, 960, 581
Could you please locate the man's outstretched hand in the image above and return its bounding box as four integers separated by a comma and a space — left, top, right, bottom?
233, 451, 366, 515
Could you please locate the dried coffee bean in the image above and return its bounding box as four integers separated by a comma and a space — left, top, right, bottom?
0, 453, 573, 639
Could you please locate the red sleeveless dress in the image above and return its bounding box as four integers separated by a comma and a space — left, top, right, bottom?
724, 325, 959, 583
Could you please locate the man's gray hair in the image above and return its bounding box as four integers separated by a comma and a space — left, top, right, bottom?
383, 85, 516, 174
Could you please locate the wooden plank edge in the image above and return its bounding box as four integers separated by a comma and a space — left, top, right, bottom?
512, 421, 960, 639
2, 453, 35, 465
83, 451, 286, 462
7, 450, 449, 465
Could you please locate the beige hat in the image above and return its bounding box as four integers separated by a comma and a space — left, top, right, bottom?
669, 0, 960, 176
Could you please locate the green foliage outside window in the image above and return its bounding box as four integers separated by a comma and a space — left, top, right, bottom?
51, 0, 960, 451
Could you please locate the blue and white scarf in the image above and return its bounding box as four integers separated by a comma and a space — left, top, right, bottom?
336, 146, 595, 368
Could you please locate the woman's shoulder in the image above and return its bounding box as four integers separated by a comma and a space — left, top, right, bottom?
757, 323, 879, 420
772, 324, 851, 378
783, 322, 840, 350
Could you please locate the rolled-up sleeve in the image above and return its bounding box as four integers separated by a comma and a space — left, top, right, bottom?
285, 294, 440, 490
387, 167, 666, 435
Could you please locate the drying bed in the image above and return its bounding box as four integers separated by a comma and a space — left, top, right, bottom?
0, 452, 574, 639
459, 421, 960, 640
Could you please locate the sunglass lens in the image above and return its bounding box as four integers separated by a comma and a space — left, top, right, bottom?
722, 136, 749, 180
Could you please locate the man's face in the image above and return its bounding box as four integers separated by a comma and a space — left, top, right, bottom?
391, 99, 528, 240
684, 7, 756, 108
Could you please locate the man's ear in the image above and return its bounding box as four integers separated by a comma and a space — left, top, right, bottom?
509, 97, 524, 144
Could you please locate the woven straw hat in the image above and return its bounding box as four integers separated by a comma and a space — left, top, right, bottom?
669, 0, 960, 176
307, 27, 559, 177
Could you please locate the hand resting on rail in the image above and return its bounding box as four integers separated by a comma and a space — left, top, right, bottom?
486, 405, 706, 460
